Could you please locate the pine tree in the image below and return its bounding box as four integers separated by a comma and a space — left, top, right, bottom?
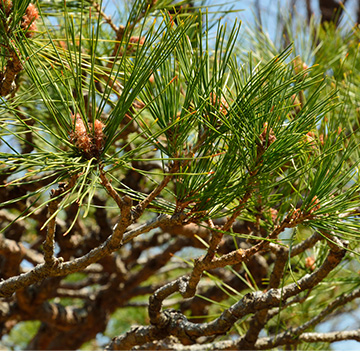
1, 0, 360, 350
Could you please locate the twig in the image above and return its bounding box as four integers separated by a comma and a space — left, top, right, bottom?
106, 236, 347, 350
0, 194, 133, 297
122, 214, 171, 244
0, 233, 25, 278
99, 168, 127, 211
210, 209, 314, 269
123, 329, 360, 351
237, 245, 288, 349
183, 192, 254, 298
148, 277, 189, 326
92, 1, 119, 33
118, 237, 191, 304
255, 329, 360, 349
43, 178, 77, 266
268, 286, 360, 348
183, 220, 221, 298
222, 190, 252, 232
132, 162, 179, 221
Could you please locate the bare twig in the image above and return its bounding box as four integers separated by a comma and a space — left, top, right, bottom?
132, 162, 179, 221
183, 192, 253, 298
43, 176, 78, 265
122, 214, 172, 244
99, 168, 127, 211
124, 329, 360, 350
92, 1, 119, 33
0, 194, 133, 297
106, 236, 347, 350
255, 329, 360, 349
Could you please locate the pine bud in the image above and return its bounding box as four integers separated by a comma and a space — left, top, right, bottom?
21, 3, 39, 38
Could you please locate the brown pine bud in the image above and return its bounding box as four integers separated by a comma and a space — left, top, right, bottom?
21, 3, 39, 38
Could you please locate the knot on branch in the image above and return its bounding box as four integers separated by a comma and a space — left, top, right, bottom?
44, 256, 64, 271
161, 309, 196, 341
149, 277, 189, 327
228, 289, 284, 321
178, 276, 189, 296
48, 178, 77, 213
122, 195, 132, 207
